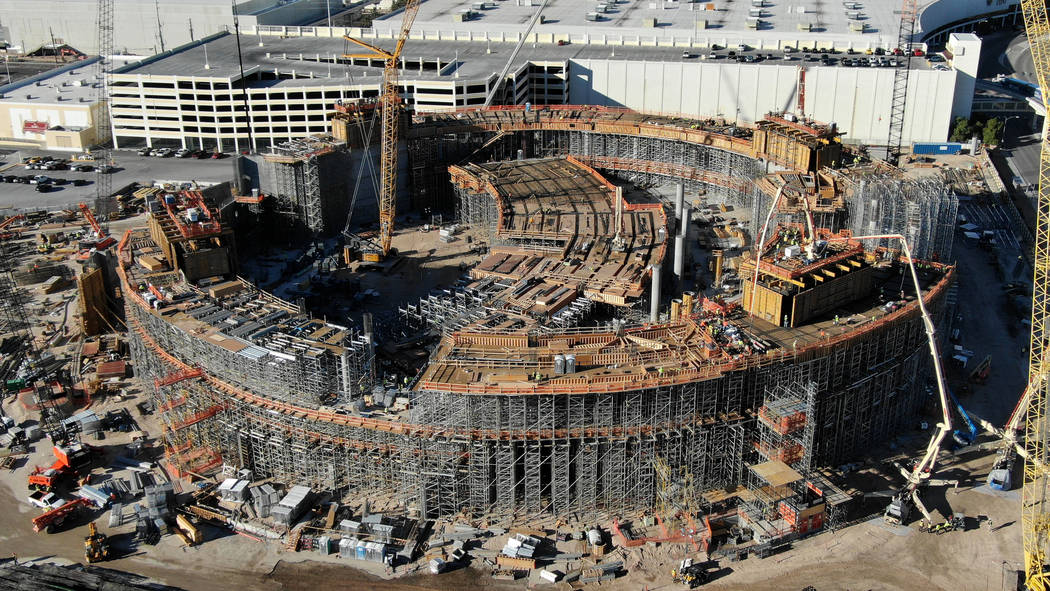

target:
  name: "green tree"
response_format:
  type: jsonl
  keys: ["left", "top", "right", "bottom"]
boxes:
{"left": 949, "top": 117, "right": 972, "bottom": 142}
{"left": 983, "top": 117, "right": 1004, "bottom": 145}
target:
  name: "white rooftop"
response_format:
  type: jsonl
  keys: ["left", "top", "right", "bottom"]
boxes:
{"left": 374, "top": 0, "right": 906, "bottom": 47}
{"left": 0, "top": 58, "right": 102, "bottom": 105}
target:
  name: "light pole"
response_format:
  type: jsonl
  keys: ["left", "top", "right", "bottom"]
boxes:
{"left": 1001, "top": 115, "right": 1022, "bottom": 147}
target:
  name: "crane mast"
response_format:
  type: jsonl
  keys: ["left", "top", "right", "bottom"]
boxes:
{"left": 344, "top": 0, "right": 422, "bottom": 258}
{"left": 1021, "top": 0, "right": 1050, "bottom": 587}
{"left": 94, "top": 0, "right": 114, "bottom": 214}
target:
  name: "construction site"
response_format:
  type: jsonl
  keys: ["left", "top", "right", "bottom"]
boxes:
{"left": 4, "top": 0, "right": 1050, "bottom": 589}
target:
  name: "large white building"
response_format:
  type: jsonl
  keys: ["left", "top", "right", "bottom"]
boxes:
{"left": 0, "top": 0, "right": 336, "bottom": 55}
{"left": 11, "top": 0, "right": 1006, "bottom": 152}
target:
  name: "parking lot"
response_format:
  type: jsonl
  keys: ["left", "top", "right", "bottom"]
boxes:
{"left": 678, "top": 45, "right": 943, "bottom": 69}
{"left": 0, "top": 149, "right": 238, "bottom": 212}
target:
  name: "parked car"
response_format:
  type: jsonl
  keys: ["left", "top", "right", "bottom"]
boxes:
{"left": 28, "top": 491, "right": 62, "bottom": 510}
{"left": 97, "top": 164, "right": 115, "bottom": 173}
{"left": 35, "top": 183, "right": 51, "bottom": 193}
{"left": 29, "top": 175, "right": 51, "bottom": 185}
{"left": 210, "top": 151, "right": 226, "bottom": 159}
{"left": 175, "top": 148, "right": 192, "bottom": 158}
{"left": 155, "top": 147, "right": 174, "bottom": 157}
{"left": 137, "top": 147, "right": 152, "bottom": 156}
{"left": 2, "top": 175, "right": 16, "bottom": 183}
{"left": 72, "top": 179, "right": 90, "bottom": 187}
{"left": 52, "top": 178, "right": 68, "bottom": 185}
{"left": 70, "top": 163, "right": 93, "bottom": 172}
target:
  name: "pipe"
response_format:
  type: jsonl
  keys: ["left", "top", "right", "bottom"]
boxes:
{"left": 670, "top": 299, "right": 682, "bottom": 322}
{"left": 649, "top": 264, "right": 662, "bottom": 323}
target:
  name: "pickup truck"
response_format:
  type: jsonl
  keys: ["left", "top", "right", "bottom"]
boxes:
{"left": 28, "top": 490, "right": 61, "bottom": 510}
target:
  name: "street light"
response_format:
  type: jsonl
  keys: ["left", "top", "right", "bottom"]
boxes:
{"left": 1001, "top": 115, "right": 1023, "bottom": 147}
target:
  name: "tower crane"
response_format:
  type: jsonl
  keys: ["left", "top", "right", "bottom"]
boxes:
{"left": 1018, "top": 0, "right": 1050, "bottom": 587}
{"left": 93, "top": 0, "right": 115, "bottom": 212}
{"left": 343, "top": 0, "right": 422, "bottom": 260}
{"left": 886, "top": 0, "right": 917, "bottom": 166}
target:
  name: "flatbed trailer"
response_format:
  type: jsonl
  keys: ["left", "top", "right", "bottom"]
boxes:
{"left": 33, "top": 498, "right": 91, "bottom": 533}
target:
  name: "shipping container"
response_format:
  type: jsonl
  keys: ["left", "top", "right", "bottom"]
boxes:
{"left": 911, "top": 142, "right": 964, "bottom": 155}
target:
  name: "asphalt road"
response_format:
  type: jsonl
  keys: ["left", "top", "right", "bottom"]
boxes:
{"left": 978, "top": 30, "right": 1035, "bottom": 82}
{"left": 977, "top": 30, "right": 1041, "bottom": 208}
{"left": 0, "top": 149, "right": 238, "bottom": 212}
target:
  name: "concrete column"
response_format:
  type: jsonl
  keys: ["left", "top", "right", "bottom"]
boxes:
{"left": 650, "top": 264, "right": 662, "bottom": 323}
{"left": 673, "top": 234, "right": 685, "bottom": 284}
{"left": 674, "top": 183, "right": 684, "bottom": 224}
{"left": 674, "top": 203, "right": 690, "bottom": 285}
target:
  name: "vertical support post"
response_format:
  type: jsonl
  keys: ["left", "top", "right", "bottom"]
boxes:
{"left": 675, "top": 183, "right": 684, "bottom": 223}
{"left": 650, "top": 263, "right": 662, "bottom": 323}
{"left": 713, "top": 249, "right": 724, "bottom": 287}
{"left": 674, "top": 235, "right": 685, "bottom": 285}
{"left": 674, "top": 203, "right": 690, "bottom": 287}
{"left": 615, "top": 186, "right": 624, "bottom": 240}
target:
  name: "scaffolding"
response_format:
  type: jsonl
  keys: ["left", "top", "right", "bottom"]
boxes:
{"left": 406, "top": 107, "right": 761, "bottom": 219}
{"left": 847, "top": 174, "right": 958, "bottom": 262}
{"left": 264, "top": 136, "right": 347, "bottom": 234}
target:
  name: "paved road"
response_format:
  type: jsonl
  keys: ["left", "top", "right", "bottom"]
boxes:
{"left": 0, "top": 149, "right": 238, "bottom": 212}
{"left": 978, "top": 30, "right": 1035, "bottom": 82}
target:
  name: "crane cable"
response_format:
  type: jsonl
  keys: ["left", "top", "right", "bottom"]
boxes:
{"left": 340, "top": 37, "right": 383, "bottom": 238}
{"left": 482, "top": 0, "right": 550, "bottom": 108}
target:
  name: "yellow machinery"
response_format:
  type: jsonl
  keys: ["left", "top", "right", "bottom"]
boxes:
{"left": 1021, "top": 1, "right": 1050, "bottom": 588}
{"left": 84, "top": 521, "right": 110, "bottom": 563}
{"left": 343, "top": 0, "right": 423, "bottom": 259}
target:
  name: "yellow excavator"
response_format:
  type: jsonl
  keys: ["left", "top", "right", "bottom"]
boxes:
{"left": 84, "top": 522, "right": 110, "bottom": 563}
